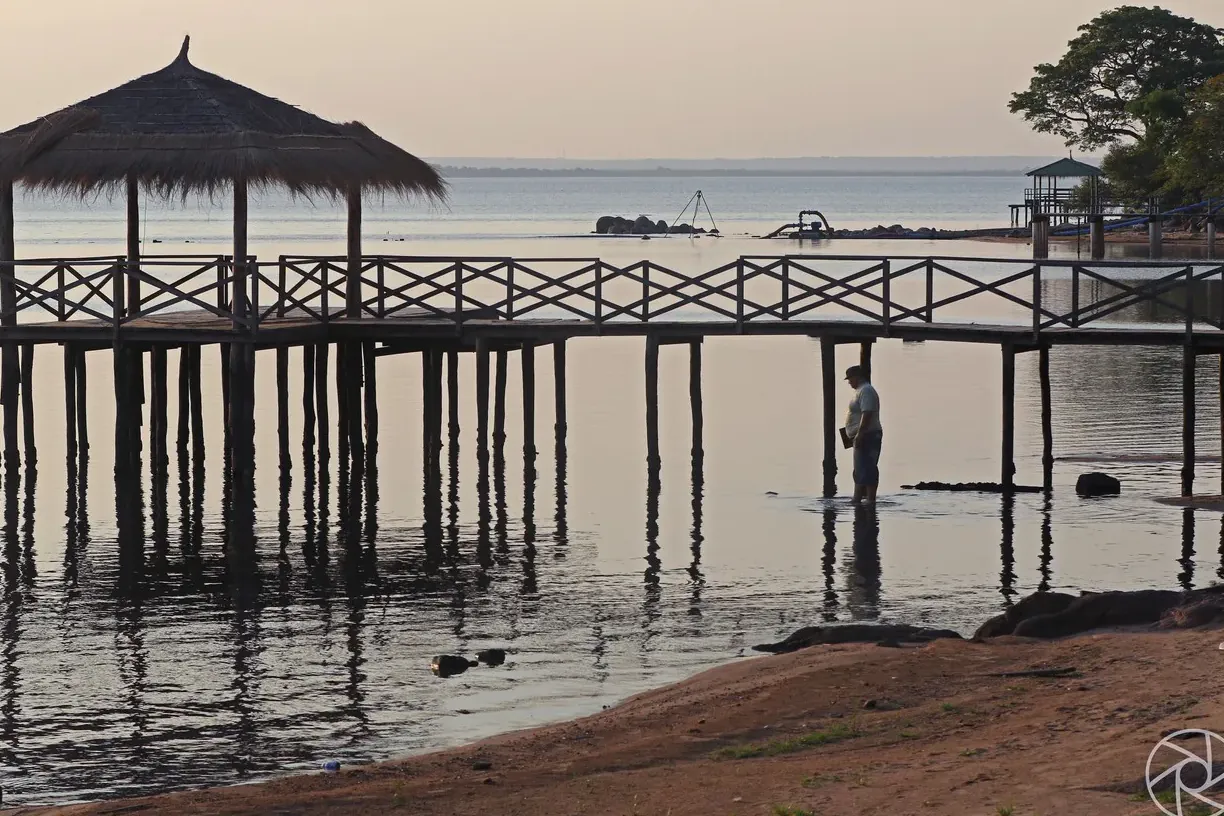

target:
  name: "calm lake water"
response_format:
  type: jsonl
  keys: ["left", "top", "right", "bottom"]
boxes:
{"left": 2, "top": 176, "right": 1222, "bottom": 805}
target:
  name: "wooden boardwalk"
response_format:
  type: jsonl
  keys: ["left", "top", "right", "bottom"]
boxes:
{"left": 0, "top": 251, "right": 1220, "bottom": 518}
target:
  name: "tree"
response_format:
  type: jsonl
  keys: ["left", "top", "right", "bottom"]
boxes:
{"left": 1163, "top": 75, "right": 1224, "bottom": 199}
{"left": 1009, "top": 6, "right": 1224, "bottom": 150}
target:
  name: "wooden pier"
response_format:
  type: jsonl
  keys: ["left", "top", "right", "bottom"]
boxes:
{"left": 0, "top": 251, "right": 1217, "bottom": 540}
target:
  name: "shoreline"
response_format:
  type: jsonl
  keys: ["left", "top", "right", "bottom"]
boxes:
{"left": 24, "top": 628, "right": 1220, "bottom": 815}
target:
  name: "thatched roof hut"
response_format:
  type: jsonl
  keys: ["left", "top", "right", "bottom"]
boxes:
{"left": 0, "top": 36, "right": 446, "bottom": 319}
{"left": 0, "top": 36, "right": 445, "bottom": 200}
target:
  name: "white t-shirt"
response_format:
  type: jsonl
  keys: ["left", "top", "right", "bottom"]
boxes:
{"left": 845, "top": 382, "right": 882, "bottom": 438}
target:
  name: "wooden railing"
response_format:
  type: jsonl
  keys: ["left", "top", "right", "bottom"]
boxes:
{"left": 0, "top": 254, "right": 1221, "bottom": 338}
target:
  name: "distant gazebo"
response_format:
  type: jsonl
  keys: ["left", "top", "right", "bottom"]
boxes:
{"left": 1022, "top": 157, "right": 1102, "bottom": 227}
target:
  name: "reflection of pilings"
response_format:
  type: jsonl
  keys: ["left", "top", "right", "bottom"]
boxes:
{"left": 688, "top": 438, "right": 705, "bottom": 616}
{"left": 150, "top": 348, "right": 169, "bottom": 570}
{"left": 20, "top": 456, "right": 36, "bottom": 589}
{"left": 644, "top": 450, "right": 662, "bottom": 624}
{"left": 522, "top": 435, "right": 538, "bottom": 600}
{"left": 1180, "top": 507, "right": 1196, "bottom": 590}
{"left": 64, "top": 428, "right": 80, "bottom": 588}
{"left": 1002, "top": 344, "right": 1016, "bottom": 490}
{"left": 1000, "top": 493, "right": 1016, "bottom": 603}
{"left": 821, "top": 506, "right": 839, "bottom": 622}
{"left": 1039, "top": 346, "right": 1053, "bottom": 493}
{"left": 1039, "top": 494, "right": 1053, "bottom": 593}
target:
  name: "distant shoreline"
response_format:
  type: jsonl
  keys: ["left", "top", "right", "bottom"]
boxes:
{"left": 438, "top": 167, "right": 1024, "bottom": 179}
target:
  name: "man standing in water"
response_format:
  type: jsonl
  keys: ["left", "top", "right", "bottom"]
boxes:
{"left": 844, "top": 365, "right": 882, "bottom": 505}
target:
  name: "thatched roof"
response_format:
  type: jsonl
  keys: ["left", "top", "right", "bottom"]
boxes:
{"left": 0, "top": 36, "right": 446, "bottom": 200}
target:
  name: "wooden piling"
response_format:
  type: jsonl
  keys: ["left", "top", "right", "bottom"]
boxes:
{"left": 150, "top": 347, "right": 168, "bottom": 478}
{"left": 177, "top": 347, "right": 190, "bottom": 461}
{"left": 1089, "top": 216, "right": 1106, "bottom": 260}
{"left": 428, "top": 349, "right": 443, "bottom": 472}
{"left": 1002, "top": 344, "right": 1016, "bottom": 490}
{"left": 219, "top": 343, "right": 231, "bottom": 453}
{"left": 446, "top": 349, "right": 459, "bottom": 442}
{"left": 522, "top": 343, "right": 535, "bottom": 457}
{"left": 0, "top": 184, "right": 16, "bottom": 473}
{"left": 188, "top": 346, "right": 204, "bottom": 467}
{"left": 76, "top": 348, "right": 88, "bottom": 454}
{"left": 337, "top": 345, "right": 351, "bottom": 468}
{"left": 1150, "top": 216, "right": 1164, "bottom": 261}
{"left": 690, "top": 340, "right": 703, "bottom": 457}
{"left": 1183, "top": 344, "right": 1196, "bottom": 497}
{"left": 19, "top": 344, "right": 34, "bottom": 466}
{"left": 363, "top": 341, "right": 379, "bottom": 455}
{"left": 1039, "top": 345, "right": 1054, "bottom": 493}
{"left": 859, "top": 341, "right": 872, "bottom": 382}
{"left": 553, "top": 340, "right": 567, "bottom": 444}
{"left": 646, "top": 336, "right": 660, "bottom": 466}
{"left": 493, "top": 349, "right": 508, "bottom": 450}
{"left": 316, "top": 343, "right": 330, "bottom": 466}
{"left": 64, "top": 345, "right": 78, "bottom": 461}
{"left": 476, "top": 341, "right": 490, "bottom": 460}
{"left": 347, "top": 345, "right": 364, "bottom": 465}
{"left": 820, "top": 338, "right": 837, "bottom": 498}
{"left": 276, "top": 347, "right": 290, "bottom": 468}
{"left": 422, "top": 349, "right": 436, "bottom": 475}
{"left": 1209, "top": 219, "right": 1218, "bottom": 260}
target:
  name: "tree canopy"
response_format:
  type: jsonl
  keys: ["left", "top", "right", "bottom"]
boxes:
{"left": 1163, "top": 76, "right": 1224, "bottom": 199}
{"left": 1009, "top": 6, "right": 1224, "bottom": 151}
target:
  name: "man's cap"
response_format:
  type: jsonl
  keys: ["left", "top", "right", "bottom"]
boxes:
{"left": 845, "top": 365, "right": 866, "bottom": 380}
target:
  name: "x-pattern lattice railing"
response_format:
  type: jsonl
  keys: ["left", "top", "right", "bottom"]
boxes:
{"left": 0, "top": 254, "right": 1221, "bottom": 337}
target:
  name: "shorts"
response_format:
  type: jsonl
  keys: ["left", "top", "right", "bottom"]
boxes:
{"left": 853, "top": 430, "right": 883, "bottom": 488}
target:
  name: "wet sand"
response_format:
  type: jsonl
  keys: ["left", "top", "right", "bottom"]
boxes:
{"left": 24, "top": 629, "right": 1223, "bottom": 816}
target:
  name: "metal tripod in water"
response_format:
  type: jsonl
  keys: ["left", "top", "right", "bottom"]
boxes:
{"left": 668, "top": 190, "right": 720, "bottom": 235}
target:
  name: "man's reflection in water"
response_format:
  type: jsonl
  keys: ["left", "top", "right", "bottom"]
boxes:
{"left": 846, "top": 505, "right": 881, "bottom": 620}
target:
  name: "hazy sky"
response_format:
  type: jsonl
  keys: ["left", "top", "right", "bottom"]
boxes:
{"left": 3, "top": 1, "right": 1222, "bottom": 159}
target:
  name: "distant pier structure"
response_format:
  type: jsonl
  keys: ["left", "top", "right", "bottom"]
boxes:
{"left": 1011, "top": 157, "right": 1104, "bottom": 231}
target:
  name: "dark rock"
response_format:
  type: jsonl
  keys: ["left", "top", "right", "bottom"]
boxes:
{"left": 1076, "top": 472, "right": 1120, "bottom": 497}
{"left": 431, "top": 655, "right": 478, "bottom": 678}
{"left": 876, "top": 639, "right": 903, "bottom": 648}
{"left": 862, "top": 699, "right": 878, "bottom": 709}
{"left": 609, "top": 223, "right": 629, "bottom": 235}
{"left": 656, "top": 219, "right": 670, "bottom": 233}
{"left": 1012, "top": 590, "right": 1181, "bottom": 638}
{"left": 477, "top": 648, "right": 507, "bottom": 667}
{"left": 632, "top": 215, "right": 655, "bottom": 235}
{"left": 670, "top": 223, "right": 695, "bottom": 234}
{"left": 973, "top": 591, "right": 1077, "bottom": 640}
{"left": 903, "top": 481, "right": 1043, "bottom": 494}
{"left": 1160, "top": 598, "right": 1224, "bottom": 629}
{"left": 472, "top": 760, "right": 493, "bottom": 771}
{"left": 595, "top": 215, "right": 618, "bottom": 234}
{"left": 752, "top": 624, "right": 962, "bottom": 654}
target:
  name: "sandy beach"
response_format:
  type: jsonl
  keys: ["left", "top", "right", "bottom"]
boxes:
{"left": 21, "top": 628, "right": 1221, "bottom": 816}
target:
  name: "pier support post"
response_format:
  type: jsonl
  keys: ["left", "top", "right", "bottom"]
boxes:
{"left": 1183, "top": 344, "right": 1196, "bottom": 497}
{"left": 1032, "top": 214, "right": 1049, "bottom": 260}
{"left": 522, "top": 343, "right": 536, "bottom": 458}
{"left": 0, "top": 184, "right": 16, "bottom": 473}
{"left": 1089, "top": 216, "right": 1106, "bottom": 260}
{"left": 316, "top": 343, "right": 330, "bottom": 468}
{"left": 1208, "top": 219, "right": 1218, "bottom": 260}
{"left": 690, "top": 340, "right": 703, "bottom": 459}
{"left": 65, "top": 345, "right": 78, "bottom": 462}
{"left": 188, "top": 346, "right": 203, "bottom": 468}
{"left": 276, "top": 347, "right": 290, "bottom": 469}
{"left": 302, "top": 344, "right": 316, "bottom": 460}
{"left": 177, "top": 347, "right": 190, "bottom": 463}
{"left": 19, "top": 344, "right": 34, "bottom": 467}
{"left": 646, "top": 337, "right": 660, "bottom": 467}
{"left": 336, "top": 345, "right": 350, "bottom": 469}
{"left": 859, "top": 341, "right": 873, "bottom": 382}
{"left": 422, "top": 349, "right": 439, "bottom": 479}
{"left": 446, "top": 349, "right": 459, "bottom": 444}
{"left": 553, "top": 341, "right": 567, "bottom": 446}
{"left": 363, "top": 341, "right": 378, "bottom": 456}
{"left": 76, "top": 348, "right": 89, "bottom": 455}
{"left": 1150, "top": 216, "right": 1164, "bottom": 261}
{"left": 150, "top": 346, "right": 168, "bottom": 480}
{"left": 820, "top": 338, "right": 838, "bottom": 498}
{"left": 1002, "top": 344, "right": 1016, "bottom": 491}
{"left": 1039, "top": 345, "right": 1053, "bottom": 493}
{"left": 493, "top": 349, "right": 508, "bottom": 452}
{"left": 428, "top": 349, "right": 443, "bottom": 474}
{"left": 476, "top": 340, "right": 490, "bottom": 462}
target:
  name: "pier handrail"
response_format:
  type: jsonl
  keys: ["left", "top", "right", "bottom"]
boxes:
{"left": 2, "top": 252, "right": 1223, "bottom": 337}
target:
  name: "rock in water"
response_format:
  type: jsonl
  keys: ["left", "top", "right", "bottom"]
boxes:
{"left": 431, "top": 655, "right": 477, "bottom": 678}
{"left": 595, "top": 215, "right": 617, "bottom": 234}
{"left": 752, "top": 624, "right": 962, "bottom": 654}
{"left": 655, "top": 219, "right": 669, "bottom": 233}
{"left": 1076, "top": 472, "right": 1120, "bottom": 497}
{"left": 632, "top": 215, "right": 656, "bottom": 235}
{"left": 477, "top": 648, "right": 507, "bottom": 667}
